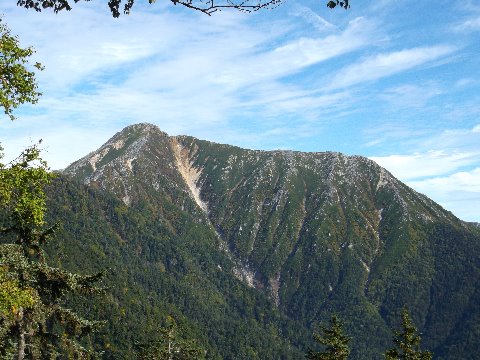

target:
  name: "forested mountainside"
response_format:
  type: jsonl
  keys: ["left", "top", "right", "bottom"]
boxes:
{"left": 45, "top": 177, "right": 306, "bottom": 359}
{"left": 49, "top": 123, "right": 479, "bottom": 359}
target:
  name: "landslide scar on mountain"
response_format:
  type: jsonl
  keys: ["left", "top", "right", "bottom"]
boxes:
{"left": 170, "top": 137, "right": 209, "bottom": 214}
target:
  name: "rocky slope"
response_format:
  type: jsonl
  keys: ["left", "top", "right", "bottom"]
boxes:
{"left": 61, "top": 123, "right": 480, "bottom": 359}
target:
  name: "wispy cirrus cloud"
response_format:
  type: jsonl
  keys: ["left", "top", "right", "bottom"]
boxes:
{"left": 380, "top": 83, "right": 443, "bottom": 109}
{"left": 453, "top": 16, "right": 480, "bottom": 32}
{"left": 291, "top": 5, "right": 337, "bottom": 32}
{"left": 409, "top": 168, "right": 480, "bottom": 195}
{"left": 209, "top": 16, "right": 379, "bottom": 89}
{"left": 455, "top": 78, "right": 477, "bottom": 88}
{"left": 421, "top": 123, "right": 480, "bottom": 151}
{"left": 370, "top": 123, "right": 480, "bottom": 179}
{"left": 329, "top": 45, "right": 457, "bottom": 89}
{"left": 2, "top": 11, "right": 381, "bottom": 163}
{"left": 0, "top": 8, "right": 354, "bottom": 159}
{"left": 4, "top": 8, "right": 189, "bottom": 93}
{"left": 408, "top": 168, "right": 480, "bottom": 222}
{"left": 371, "top": 150, "right": 479, "bottom": 181}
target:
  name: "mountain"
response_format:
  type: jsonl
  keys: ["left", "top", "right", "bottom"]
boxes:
{"left": 468, "top": 221, "right": 480, "bottom": 228}
{"left": 49, "top": 123, "right": 479, "bottom": 359}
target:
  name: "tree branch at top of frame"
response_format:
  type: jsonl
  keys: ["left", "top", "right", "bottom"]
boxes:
{"left": 17, "top": 0, "right": 350, "bottom": 17}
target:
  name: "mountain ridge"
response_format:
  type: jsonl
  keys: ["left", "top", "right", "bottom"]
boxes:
{"left": 64, "top": 123, "right": 459, "bottom": 224}
{"left": 63, "top": 123, "right": 468, "bottom": 300}
{"left": 58, "top": 122, "right": 480, "bottom": 359}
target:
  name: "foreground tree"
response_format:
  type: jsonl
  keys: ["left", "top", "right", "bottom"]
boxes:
{"left": 385, "top": 308, "right": 433, "bottom": 360}
{"left": 17, "top": 0, "right": 349, "bottom": 17}
{"left": 0, "top": 264, "right": 39, "bottom": 358}
{"left": 306, "top": 314, "right": 351, "bottom": 360}
{"left": 136, "top": 315, "right": 205, "bottom": 360}
{"left": 1, "top": 16, "right": 104, "bottom": 358}
{"left": 0, "top": 144, "right": 104, "bottom": 359}
{"left": 0, "top": 18, "right": 43, "bottom": 121}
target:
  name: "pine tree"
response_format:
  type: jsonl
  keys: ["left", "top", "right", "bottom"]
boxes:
{"left": 1, "top": 17, "right": 103, "bottom": 358}
{"left": 0, "top": 145, "right": 104, "bottom": 359}
{"left": 136, "top": 315, "right": 205, "bottom": 360}
{"left": 306, "top": 314, "right": 351, "bottom": 360}
{"left": 385, "top": 308, "right": 433, "bottom": 360}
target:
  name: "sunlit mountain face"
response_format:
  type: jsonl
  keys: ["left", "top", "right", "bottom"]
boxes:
{"left": 47, "top": 123, "right": 480, "bottom": 359}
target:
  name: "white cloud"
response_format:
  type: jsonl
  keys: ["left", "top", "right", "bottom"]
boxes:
{"left": 329, "top": 46, "right": 457, "bottom": 89}
{"left": 1, "top": 9, "right": 381, "bottom": 169}
{"left": 5, "top": 4, "right": 275, "bottom": 95}
{"left": 209, "top": 16, "right": 378, "bottom": 89}
{"left": 370, "top": 150, "right": 479, "bottom": 181}
{"left": 409, "top": 168, "right": 480, "bottom": 193}
{"left": 421, "top": 124, "right": 480, "bottom": 151}
{"left": 408, "top": 168, "right": 480, "bottom": 222}
{"left": 380, "top": 84, "right": 442, "bottom": 109}
{"left": 5, "top": 9, "right": 179, "bottom": 92}
{"left": 455, "top": 78, "right": 476, "bottom": 88}
{"left": 453, "top": 16, "right": 480, "bottom": 32}
{"left": 291, "top": 5, "right": 337, "bottom": 32}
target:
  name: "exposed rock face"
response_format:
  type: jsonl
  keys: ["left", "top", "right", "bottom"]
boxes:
{"left": 171, "top": 137, "right": 208, "bottom": 214}
{"left": 63, "top": 123, "right": 480, "bottom": 359}
{"left": 63, "top": 123, "right": 464, "bottom": 292}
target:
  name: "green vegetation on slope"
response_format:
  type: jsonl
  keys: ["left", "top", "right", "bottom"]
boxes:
{"left": 54, "top": 124, "right": 480, "bottom": 359}
{"left": 45, "top": 176, "right": 308, "bottom": 359}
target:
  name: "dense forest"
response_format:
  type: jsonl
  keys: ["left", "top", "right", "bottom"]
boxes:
{"left": 3, "top": 122, "right": 480, "bottom": 359}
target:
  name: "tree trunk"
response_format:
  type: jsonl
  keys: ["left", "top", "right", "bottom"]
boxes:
{"left": 17, "top": 307, "right": 25, "bottom": 360}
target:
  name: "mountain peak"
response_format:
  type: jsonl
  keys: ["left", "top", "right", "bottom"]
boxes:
{"left": 62, "top": 123, "right": 170, "bottom": 198}
{"left": 119, "top": 122, "right": 165, "bottom": 136}
{"left": 63, "top": 124, "right": 457, "bottom": 223}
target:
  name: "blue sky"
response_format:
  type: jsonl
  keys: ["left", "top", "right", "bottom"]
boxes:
{"left": 1, "top": 0, "right": 479, "bottom": 221}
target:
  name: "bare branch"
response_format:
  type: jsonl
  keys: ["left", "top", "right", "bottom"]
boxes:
{"left": 16, "top": 0, "right": 343, "bottom": 17}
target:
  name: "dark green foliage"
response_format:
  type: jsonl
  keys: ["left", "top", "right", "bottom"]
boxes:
{"left": 0, "top": 146, "right": 103, "bottom": 359}
{"left": 45, "top": 176, "right": 306, "bottom": 359}
{"left": 54, "top": 124, "right": 480, "bottom": 359}
{"left": 385, "top": 308, "right": 432, "bottom": 360}
{"left": 136, "top": 315, "right": 205, "bottom": 360}
{"left": 306, "top": 314, "right": 350, "bottom": 360}
{"left": 327, "top": 0, "right": 350, "bottom": 9}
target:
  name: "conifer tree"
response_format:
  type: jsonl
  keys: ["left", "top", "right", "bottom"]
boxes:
{"left": 306, "top": 314, "right": 351, "bottom": 360}
{"left": 385, "top": 308, "right": 433, "bottom": 360}
{"left": 1, "top": 17, "right": 103, "bottom": 358}
{"left": 136, "top": 315, "right": 205, "bottom": 360}
{"left": 0, "top": 145, "right": 104, "bottom": 359}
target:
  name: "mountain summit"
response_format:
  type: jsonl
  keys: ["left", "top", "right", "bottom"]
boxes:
{"left": 61, "top": 123, "right": 480, "bottom": 359}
